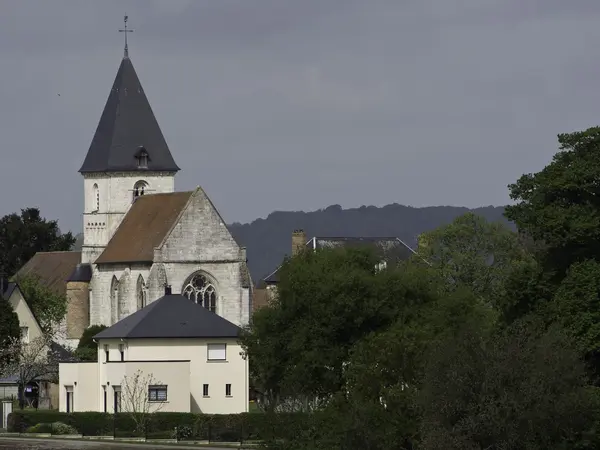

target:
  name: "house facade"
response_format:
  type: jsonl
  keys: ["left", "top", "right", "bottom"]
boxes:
{"left": 59, "top": 293, "right": 248, "bottom": 414}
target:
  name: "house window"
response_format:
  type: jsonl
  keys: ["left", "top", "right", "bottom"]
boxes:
{"left": 113, "top": 386, "right": 121, "bottom": 413}
{"left": 203, "top": 384, "right": 209, "bottom": 397}
{"left": 119, "top": 344, "right": 124, "bottom": 362}
{"left": 148, "top": 385, "right": 168, "bottom": 402}
{"left": 20, "top": 326, "right": 29, "bottom": 344}
{"left": 103, "top": 386, "right": 107, "bottom": 412}
{"left": 104, "top": 344, "right": 109, "bottom": 362}
{"left": 65, "top": 386, "right": 74, "bottom": 413}
{"left": 225, "top": 384, "right": 232, "bottom": 397}
{"left": 183, "top": 272, "right": 217, "bottom": 312}
{"left": 207, "top": 343, "right": 226, "bottom": 361}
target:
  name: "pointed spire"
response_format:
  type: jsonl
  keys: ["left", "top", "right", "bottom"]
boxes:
{"left": 119, "top": 15, "right": 134, "bottom": 59}
{"left": 79, "top": 52, "right": 179, "bottom": 174}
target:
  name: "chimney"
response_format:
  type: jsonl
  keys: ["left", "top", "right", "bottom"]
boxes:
{"left": 292, "top": 229, "right": 306, "bottom": 256}
{"left": 164, "top": 285, "right": 172, "bottom": 295}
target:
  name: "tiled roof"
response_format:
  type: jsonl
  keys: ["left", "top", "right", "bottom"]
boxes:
{"left": 15, "top": 251, "right": 81, "bottom": 296}
{"left": 263, "top": 236, "right": 419, "bottom": 284}
{"left": 94, "top": 294, "right": 241, "bottom": 339}
{"left": 79, "top": 56, "right": 179, "bottom": 173}
{"left": 95, "top": 191, "right": 193, "bottom": 264}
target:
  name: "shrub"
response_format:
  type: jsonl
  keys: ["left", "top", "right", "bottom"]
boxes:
{"left": 25, "top": 422, "right": 78, "bottom": 435}
{"left": 8, "top": 409, "right": 309, "bottom": 442}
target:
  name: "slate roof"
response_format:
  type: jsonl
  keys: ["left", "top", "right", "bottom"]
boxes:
{"left": 79, "top": 56, "right": 180, "bottom": 173}
{"left": 15, "top": 252, "right": 82, "bottom": 296}
{"left": 263, "top": 236, "right": 419, "bottom": 284}
{"left": 95, "top": 191, "right": 193, "bottom": 264}
{"left": 94, "top": 294, "right": 241, "bottom": 340}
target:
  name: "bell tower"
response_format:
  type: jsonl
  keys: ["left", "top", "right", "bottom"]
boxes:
{"left": 79, "top": 16, "right": 180, "bottom": 264}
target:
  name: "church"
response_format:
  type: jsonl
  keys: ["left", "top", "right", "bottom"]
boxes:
{"left": 16, "top": 41, "right": 252, "bottom": 348}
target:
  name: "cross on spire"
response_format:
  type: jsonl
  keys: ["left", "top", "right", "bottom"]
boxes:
{"left": 119, "top": 15, "right": 134, "bottom": 58}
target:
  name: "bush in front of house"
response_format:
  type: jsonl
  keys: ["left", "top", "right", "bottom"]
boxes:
{"left": 26, "top": 422, "right": 78, "bottom": 435}
{"left": 8, "top": 409, "right": 310, "bottom": 442}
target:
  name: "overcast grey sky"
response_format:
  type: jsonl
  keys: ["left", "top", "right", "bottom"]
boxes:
{"left": 1, "top": 0, "right": 599, "bottom": 233}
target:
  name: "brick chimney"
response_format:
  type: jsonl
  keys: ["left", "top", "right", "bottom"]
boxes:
{"left": 292, "top": 229, "right": 306, "bottom": 256}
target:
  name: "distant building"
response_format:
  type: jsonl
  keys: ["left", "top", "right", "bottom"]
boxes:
{"left": 253, "top": 230, "right": 420, "bottom": 313}
{"left": 59, "top": 292, "right": 248, "bottom": 414}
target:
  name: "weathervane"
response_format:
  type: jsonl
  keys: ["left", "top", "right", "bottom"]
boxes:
{"left": 119, "top": 15, "right": 134, "bottom": 58}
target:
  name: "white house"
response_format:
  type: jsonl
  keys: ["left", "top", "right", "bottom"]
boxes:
{"left": 58, "top": 292, "right": 249, "bottom": 414}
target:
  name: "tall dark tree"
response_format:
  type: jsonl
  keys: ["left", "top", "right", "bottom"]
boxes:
{"left": 0, "top": 296, "right": 20, "bottom": 368}
{"left": 0, "top": 208, "right": 75, "bottom": 276}
{"left": 418, "top": 316, "right": 598, "bottom": 450}
{"left": 505, "top": 126, "right": 600, "bottom": 278}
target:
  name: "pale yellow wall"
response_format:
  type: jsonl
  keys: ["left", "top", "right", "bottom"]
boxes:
{"left": 122, "top": 338, "right": 248, "bottom": 414}
{"left": 58, "top": 337, "right": 247, "bottom": 414}
{"left": 8, "top": 287, "right": 43, "bottom": 343}
{"left": 58, "top": 362, "right": 98, "bottom": 412}
{"left": 59, "top": 359, "right": 190, "bottom": 413}
{"left": 100, "top": 338, "right": 248, "bottom": 414}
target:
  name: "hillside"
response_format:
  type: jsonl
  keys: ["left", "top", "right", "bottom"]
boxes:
{"left": 228, "top": 204, "right": 510, "bottom": 283}
{"left": 73, "top": 204, "right": 510, "bottom": 284}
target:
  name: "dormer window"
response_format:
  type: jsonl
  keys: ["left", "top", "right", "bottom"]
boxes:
{"left": 134, "top": 147, "right": 149, "bottom": 169}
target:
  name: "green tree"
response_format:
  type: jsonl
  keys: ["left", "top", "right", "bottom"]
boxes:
{"left": 74, "top": 324, "right": 107, "bottom": 361}
{"left": 505, "top": 126, "right": 600, "bottom": 277}
{"left": 551, "top": 259, "right": 600, "bottom": 380}
{"left": 416, "top": 212, "right": 533, "bottom": 306}
{"left": 242, "top": 246, "right": 411, "bottom": 410}
{"left": 0, "top": 207, "right": 75, "bottom": 277}
{"left": 417, "top": 316, "right": 597, "bottom": 450}
{"left": 14, "top": 275, "right": 67, "bottom": 334}
{"left": 0, "top": 295, "right": 20, "bottom": 369}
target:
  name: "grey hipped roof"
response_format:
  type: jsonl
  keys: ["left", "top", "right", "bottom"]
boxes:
{"left": 79, "top": 56, "right": 180, "bottom": 173}
{"left": 94, "top": 294, "right": 241, "bottom": 340}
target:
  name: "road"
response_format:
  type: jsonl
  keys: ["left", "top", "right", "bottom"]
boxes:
{"left": 0, "top": 436, "right": 248, "bottom": 449}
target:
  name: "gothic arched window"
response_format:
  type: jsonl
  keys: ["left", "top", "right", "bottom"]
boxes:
{"left": 136, "top": 275, "right": 146, "bottom": 310}
{"left": 93, "top": 184, "right": 99, "bottom": 212}
{"left": 182, "top": 272, "right": 217, "bottom": 313}
{"left": 132, "top": 180, "right": 148, "bottom": 200}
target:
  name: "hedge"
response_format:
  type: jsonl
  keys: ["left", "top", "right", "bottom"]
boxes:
{"left": 7, "top": 410, "right": 313, "bottom": 442}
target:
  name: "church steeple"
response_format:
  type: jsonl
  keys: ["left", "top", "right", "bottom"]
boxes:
{"left": 79, "top": 18, "right": 179, "bottom": 174}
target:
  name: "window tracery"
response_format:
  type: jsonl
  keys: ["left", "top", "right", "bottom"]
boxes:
{"left": 182, "top": 272, "right": 217, "bottom": 313}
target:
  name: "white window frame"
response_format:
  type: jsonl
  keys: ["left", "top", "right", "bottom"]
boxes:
{"left": 207, "top": 343, "right": 226, "bottom": 361}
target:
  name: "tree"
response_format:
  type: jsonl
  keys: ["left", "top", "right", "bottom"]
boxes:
{"left": 505, "top": 126, "right": 600, "bottom": 277}
{"left": 121, "top": 369, "right": 166, "bottom": 433}
{"left": 550, "top": 259, "right": 600, "bottom": 381}
{"left": 242, "top": 246, "right": 408, "bottom": 410}
{"left": 13, "top": 275, "right": 67, "bottom": 335}
{"left": 417, "top": 316, "right": 598, "bottom": 450}
{"left": 416, "top": 212, "right": 534, "bottom": 308}
{"left": 74, "top": 325, "right": 107, "bottom": 361}
{"left": 0, "top": 296, "right": 20, "bottom": 368}
{"left": 0, "top": 207, "right": 75, "bottom": 277}
{"left": 0, "top": 335, "right": 62, "bottom": 409}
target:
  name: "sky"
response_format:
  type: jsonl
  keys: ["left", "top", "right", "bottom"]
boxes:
{"left": 1, "top": 0, "right": 600, "bottom": 234}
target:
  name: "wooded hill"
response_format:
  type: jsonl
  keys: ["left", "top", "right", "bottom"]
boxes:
{"left": 73, "top": 203, "right": 510, "bottom": 283}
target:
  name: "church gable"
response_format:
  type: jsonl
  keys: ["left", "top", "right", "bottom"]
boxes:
{"left": 158, "top": 187, "right": 241, "bottom": 262}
